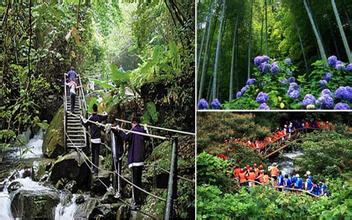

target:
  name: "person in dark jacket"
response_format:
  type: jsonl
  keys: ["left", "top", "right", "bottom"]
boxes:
{"left": 81, "top": 104, "right": 108, "bottom": 176}
{"left": 111, "top": 120, "right": 125, "bottom": 198}
{"left": 119, "top": 117, "right": 148, "bottom": 209}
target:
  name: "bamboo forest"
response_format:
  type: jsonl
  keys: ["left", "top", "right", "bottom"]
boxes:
{"left": 197, "top": 0, "right": 352, "bottom": 110}
{"left": 0, "top": 1, "right": 195, "bottom": 219}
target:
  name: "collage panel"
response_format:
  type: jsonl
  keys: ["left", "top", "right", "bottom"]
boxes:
{"left": 197, "top": 0, "right": 352, "bottom": 110}
{"left": 1, "top": 1, "right": 195, "bottom": 219}
{"left": 197, "top": 112, "right": 352, "bottom": 218}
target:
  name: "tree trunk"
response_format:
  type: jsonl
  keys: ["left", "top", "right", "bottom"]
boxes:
{"left": 247, "top": 0, "right": 253, "bottom": 79}
{"left": 198, "top": 0, "right": 216, "bottom": 100}
{"left": 265, "top": 0, "right": 268, "bottom": 54}
{"left": 295, "top": 21, "right": 309, "bottom": 73}
{"left": 229, "top": 14, "right": 239, "bottom": 101}
{"left": 211, "top": 0, "right": 226, "bottom": 101}
{"left": 303, "top": 0, "right": 327, "bottom": 63}
{"left": 331, "top": 0, "right": 352, "bottom": 63}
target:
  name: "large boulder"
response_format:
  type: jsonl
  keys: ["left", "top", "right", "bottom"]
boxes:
{"left": 10, "top": 188, "right": 60, "bottom": 219}
{"left": 49, "top": 151, "right": 91, "bottom": 190}
{"left": 42, "top": 106, "right": 65, "bottom": 158}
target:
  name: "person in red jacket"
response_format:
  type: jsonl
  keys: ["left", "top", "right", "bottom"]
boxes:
{"left": 247, "top": 168, "right": 256, "bottom": 187}
{"left": 239, "top": 169, "right": 247, "bottom": 186}
{"left": 233, "top": 166, "right": 241, "bottom": 179}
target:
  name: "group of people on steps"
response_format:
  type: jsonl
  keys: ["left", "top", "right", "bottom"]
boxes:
{"left": 65, "top": 67, "right": 146, "bottom": 210}
{"left": 232, "top": 162, "right": 329, "bottom": 197}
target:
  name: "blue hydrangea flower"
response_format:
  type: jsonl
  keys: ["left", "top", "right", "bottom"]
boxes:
{"left": 256, "top": 92, "right": 269, "bottom": 104}
{"left": 319, "top": 95, "right": 334, "bottom": 109}
{"left": 334, "top": 102, "right": 350, "bottom": 110}
{"left": 347, "top": 64, "right": 352, "bottom": 72}
{"left": 323, "top": 72, "right": 332, "bottom": 82}
{"left": 271, "top": 62, "right": 280, "bottom": 74}
{"left": 258, "top": 103, "right": 270, "bottom": 110}
{"left": 301, "top": 94, "right": 316, "bottom": 106}
{"left": 254, "top": 56, "right": 263, "bottom": 66}
{"left": 198, "top": 99, "right": 209, "bottom": 109}
{"left": 319, "top": 79, "right": 327, "bottom": 88}
{"left": 261, "top": 55, "right": 270, "bottom": 63}
{"left": 246, "top": 78, "right": 256, "bottom": 86}
{"left": 240, "top": 85, "right": 250, "bottom": 94}
{"left": 288, "top": 83, "right": 300, "bottom": 99}
{"left": 335, "top": 86, "right": 352, "bottom": 101}
{"left": 259, "top": 62, "right": 271, "bottom": 73}
{"left": 280, "top": 78, "right": 288, "bottom": 84}
{"left": 288, "top": 77, "right": 295, "bottom": 83}
{"left": 211, "top": 99, "right": 221, "bottom": 109}
{"left": 335, "top": 61, "right": 345, "bottom": 70}
{"left": 328, "top": 55, "right": 337, "bottom": 67}
{"left": 236, "top": 91, "right": 242, "bottom": 98}
{"left": 321, "top": 89, "right": 332, "bottom": 96}
{"left": 284, "top": 58, "right": 292, "bottom": 66}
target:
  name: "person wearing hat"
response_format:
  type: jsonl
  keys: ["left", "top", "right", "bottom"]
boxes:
{"left": 239, "top": 169, "right": 247, "bottom": 186}
{"left": 305, "top": 175, "right": 313, "bottom": 192}
{"left": 253, "top": 163, "right": 259, "bottom": 178}
{"left": 269, "top": 163, "right": 280, "bottom": 185}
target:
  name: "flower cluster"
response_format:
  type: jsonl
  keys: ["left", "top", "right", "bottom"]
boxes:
{"left": 198, "top": 99, "right": 209, "bottom": 110}
{"left": 301, "top": 94, "right": 316, "bottom": 107}
{"left": 211, "top": 99, "right": 221, "bottom": 109}
{"left": 335, "top": 86, "right": 352, "bottom": 102}
{"left": 328, "top": 55, "right": 352, "bottom": 71}
{"left": 287, "top": 82, "right": 300, "bottom": 99}
{"left": 256, "top": 92, "right": 270, "bottom": 110}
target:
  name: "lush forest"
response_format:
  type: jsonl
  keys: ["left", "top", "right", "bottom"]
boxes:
{"left": 0, "top": 0, "right": 194, "bottom": 219}
{"left": 197, "top": 113, "right": 352, "bottom": 218}
{"left": 197, "top": 0, "right": 352, "bottom": 110}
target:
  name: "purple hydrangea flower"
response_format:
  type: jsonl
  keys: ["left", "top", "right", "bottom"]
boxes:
{"left": 301, "top": 94, "right": 316, "bottom": 106}
{"left": 321, "top": 89, "right": 332, "bottom": 96}
{"left": 261, "top": 55, "right": 270, "bottom": 63}
{"left": 334, "top": 102, "right": 350, "bottom": 110}
{"left": 288, "top": 77, "right": 295, "bottom": 83}
{"left": 271, "top": 62, "right": 280, "bottom": 74}
{"left": 240, "top": 85, "right": 250, "bottom": 94}
{"left": 258, "top": 103, "right": 270, "bottom": 110}
{"left": 323, "top": 72, "right": 332, "bottom": 82}
{"left": 280, "top": 78, "right": 288, "bottom": 84}
{"left": 335, "top": 86, "right": 352, "bottom": 101}
{"left": 256, "top": 92, "right": 269, "bottom": 104}
{"left": 259, "top": 62, "right": 271, "bottom": 73}
{"left": 288, "top": 83, "right": 300, "bottom": 99}
{"left": 319, "top": 79, "right": 328, "bottom": 88}
{"left": 284, "top": 58, "right": 292, "bottom": 66}
{"left": 236, "top": 91, "right": 242, "bottom": 98}
{"left": 254, "top": 56, "right": 263, "bottom": 66}
{"left": 198, "top": 99, "right": 209, "bottom": 109}
{"left": 328, "top": 55, "right": 337, "bottom": 67}
{"left": 335, "top": 61, "right": 345, "bottom": 70}
{"left": 347, "top": 64, "right": 352, "bottom": 72}
{"left": 211, "top": 99, "right": 221, "bottom": 109}
{"left": 246, "top": 78, "right": 256, "bottom": 86}
{"left": 319, "top": 95, "right": 334, "bottom": 109}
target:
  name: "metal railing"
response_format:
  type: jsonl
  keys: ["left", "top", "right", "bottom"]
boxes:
{"left": 63, "top": 73, "right": 67, "bottom": 152}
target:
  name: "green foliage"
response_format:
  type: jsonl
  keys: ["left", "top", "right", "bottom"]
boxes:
{"left": 142, "top": 102, "right": 158, "bottom": 124}
{"left": 296, "top": 131, "right": 352, "bottom": 179}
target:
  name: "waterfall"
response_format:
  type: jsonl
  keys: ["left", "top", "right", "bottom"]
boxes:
{"left": 20, "top": 130, "right": 44, "bottom": 159}
{"left": 55, "top": 195, "right": 77, "bottom": 220}
{"left": 278, "top": 150, "right": 304, "bottom": 176}
{"left": 0, "top": 191, "right": 13, "bottom": 220}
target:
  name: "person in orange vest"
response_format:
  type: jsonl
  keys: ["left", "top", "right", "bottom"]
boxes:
{"left": 239, "top": 169, "right": 247, "bottom": 186}
{"left": 323, "top": 121, "right": 330, "bottom": 130}
{"left": 269, "top": 162, "right": 280, "bottom": 185}
{"left": 262, "top": 171, "right": 270, "bottom": 185}
{"left": 233, "top": 165, "right": 241, "bottom": 179}
{"left": 253, "top": 163, "right": 259, "bottom": 178}
{"left": 247, "top": 168, "right": 256, "bottom": 187}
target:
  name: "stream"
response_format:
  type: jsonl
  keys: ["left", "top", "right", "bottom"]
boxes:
{"left": 276, "top": 149, "right": 304, "bottom": 176}
{"left": 0, "top": 131, "right": 80, "bottom": 220}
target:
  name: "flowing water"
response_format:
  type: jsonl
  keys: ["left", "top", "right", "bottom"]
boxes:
{"left": 278, "top": 150, "right": 304, "bottom": 176}
{"left": 19, "top": 130, "right": 44, "bottom": 159}
{"left": 55, "top": 194, "right": 78, "bottom": 220}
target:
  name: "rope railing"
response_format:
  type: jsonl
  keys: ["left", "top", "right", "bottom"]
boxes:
{"left": 67, "top": 111, "right": 169, "bottom": 141}
{"left": 114, "top": 118, "right": 195, "bottom": 136}
{"left": 65, "top": 133, "right": 167, "bottom": 202}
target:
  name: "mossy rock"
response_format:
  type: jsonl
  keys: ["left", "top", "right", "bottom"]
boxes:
{"left": 42, "top": 105, "right": 64, "bottom": 158}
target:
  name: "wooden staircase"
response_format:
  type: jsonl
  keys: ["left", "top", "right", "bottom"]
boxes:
{"left": 64, "top": 74, "right": 87, "bottom": 150}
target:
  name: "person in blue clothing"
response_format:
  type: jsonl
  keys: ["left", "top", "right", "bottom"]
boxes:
{"left": 277, "top": 172, "right": 284, "bottom": 190}
{"left": 291, "top": 173, "right": 297, "bottom": 187}
{"left": 294, "top": 174, "right": 303, "bottom": 189}
{"left": 284, "top": 174, "right": 292, "bottom": 189}
{"left": 320, "top": 181, "right": 328, "bottom": 196}
{"left": 312, "top": 183, "right": 320, "bottom": 196}
{"left": 305, "top": 176, "right": 313, "bottom": 193}
{"left": 66, "top": 66, "right": 78, "bottom": 82}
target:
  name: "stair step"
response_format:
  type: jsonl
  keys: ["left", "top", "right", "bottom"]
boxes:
{"left": 67, "top": 144, "right": 86, "bottom": 148}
